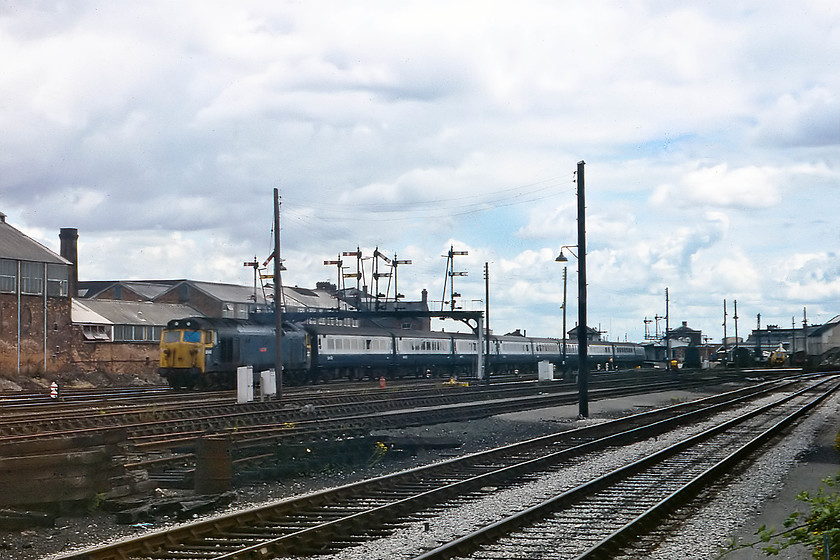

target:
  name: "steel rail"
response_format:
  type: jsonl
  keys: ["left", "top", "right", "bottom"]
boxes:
{"left": 573, "top": 378, "right": 837, "bottom": 559}
{"left": 410, "top": 376, "right": 839, "bottom": 560}
{"left": 52, "top": 377, "right": 815, "bottom": 560}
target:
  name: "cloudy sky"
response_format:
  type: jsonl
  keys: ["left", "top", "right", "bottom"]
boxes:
{"left": 2, "top": 1, "right": 838, "bottom": 343}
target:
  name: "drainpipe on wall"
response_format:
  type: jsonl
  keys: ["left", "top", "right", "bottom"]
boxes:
{"left": 17, "top": 261, "right": 20, "bottom": 375}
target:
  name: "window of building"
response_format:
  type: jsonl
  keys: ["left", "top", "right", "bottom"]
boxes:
{"left": 83, "top": 325, "right": 112, "bottom": 341}
{"left": 0, "top": 259, "right": 16, "bottom": 293}
{"left": 113, "top": 324, "right": 158, "bottom": 342}
{"left": 46, "top": 263, "right": 69, "bottom": 297}
{"left": 20, "top": 261, "right": 44, "bottom": 295}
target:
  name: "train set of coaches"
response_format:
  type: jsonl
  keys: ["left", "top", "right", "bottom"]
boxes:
{"left": 158, "top": 316, "right": 646, "bottom": 389}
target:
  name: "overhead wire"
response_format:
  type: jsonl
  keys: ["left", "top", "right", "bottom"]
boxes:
{"left": 289, "top": 175, "right": 575, "bottom": 224}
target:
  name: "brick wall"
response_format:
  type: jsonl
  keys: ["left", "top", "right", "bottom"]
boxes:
{"left": 67, "top": 339, "right": 159, "bottom": 377}
{"left": 0, "top": 293, "right": 159, "bottom": 380}
{"left": 0, "top": 293, "right": 74, "bottom": 375}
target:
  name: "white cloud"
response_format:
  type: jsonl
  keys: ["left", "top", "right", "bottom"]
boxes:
{"left": 2, "top": 1, "right": 838, "bottom": 343}
{"left": 752, "top": 87, "right": 840, "bottom": 148}
{"left": 650, "top": 163, "right": 782, "bottom": 209}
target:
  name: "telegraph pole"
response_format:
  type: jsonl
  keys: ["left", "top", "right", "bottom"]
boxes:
{"left": 722, "top": 300, "right": 728, "bottom": 368}
{"left": 665, "top": 288, "right": 670, "bottom": 371}
{"left": 484, "top": 262, "right": 491, "bottom": 385}
{"left": 733, "top": 300, "right": 739, "bottom": 368}
{"left": 576, "top": 160, "right": 588, "bottom": 418}
{"left": 273, "top": 188, "right": 283, "bottom": 399}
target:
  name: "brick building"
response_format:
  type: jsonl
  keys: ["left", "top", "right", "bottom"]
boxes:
{"left": 0, "top": 213, "right": 73, "bottom": 375}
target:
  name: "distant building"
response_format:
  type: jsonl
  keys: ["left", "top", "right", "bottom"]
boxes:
{"left": 566, "top": 325, "right": 602, "bottom": 343}
{"left": 805, "top": 317, "right": 840, "bottom": 358}
{"left": 0, "top": 214, "right": 73, "bottom": 375}
{"left": 744, "top": 323, "right": 828, "bottom": 360}
{"left": 70, "top": 299, "right": 200, "bottom": 375}
{"left": 667, "top": 321, "right": 702, "bottom": 347}
{"left": 744, "top": 324, "right": 799, "bottom": 356}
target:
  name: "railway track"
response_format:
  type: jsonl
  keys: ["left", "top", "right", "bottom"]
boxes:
{"left": 0, "top": 369, "right": 807, "bottom": 494}
{"left": 52, "top": 374, "right": 837, "bottom": 560}
{"left": 0, "top": 369, "right": 789, "bottom": 438}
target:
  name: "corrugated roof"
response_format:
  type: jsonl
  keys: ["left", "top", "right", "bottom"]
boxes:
{"left": 73, "top": 299, "right": 200, "bottom": 326}
{"left": 72, "top": 300, "right": 112, "bottom": 324}
{"left": 808, "top": 320, "right": 840, "bottom": 338}
{"left": 121, "top": 281, "right": 176, "bottom": 300}
{"left": 77, "top": 280, "right": 181, "bottom": 299}
{"left": 0, "top": 220, "right": 69, "bottom": 264}
{"left": 181, "top": 280, "right": 269, "bottom": 304}
{"left": 284, "top": 285, "right": 340, "bottom": 309}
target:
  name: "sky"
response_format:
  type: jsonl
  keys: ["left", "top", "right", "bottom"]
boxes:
{"left": 1, "top": 1, "right": 839, "bottom": 343}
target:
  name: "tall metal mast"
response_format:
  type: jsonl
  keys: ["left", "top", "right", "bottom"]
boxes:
{"left": 441, "top": 246, "right": 468, "bottom": 311}
{"left": 273, "top": 188, "right": 283, "bottom": 399}
{"left": 575, "top": 160, "right": 588, "bottom": 418}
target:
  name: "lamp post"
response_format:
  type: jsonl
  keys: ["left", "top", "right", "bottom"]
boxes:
{"left": 561, "top": 265, "right": 567, "bottom": 372}
{"left": 555, "top": 159, "right": 588, "bottom": 418}
{"left": 555, "top": 251, "right": 570, "bottom": 374}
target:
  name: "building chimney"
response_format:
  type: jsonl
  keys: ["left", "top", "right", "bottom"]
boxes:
{"left": 59, "top": 228, "right": 79, "bottom": 297}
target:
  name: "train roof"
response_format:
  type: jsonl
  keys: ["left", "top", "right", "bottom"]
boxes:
{"left": 304, "top": 324, "right": 471, "bottom": 340}
{"left": 165, "top": 316, "right": 304, "bottom": 333}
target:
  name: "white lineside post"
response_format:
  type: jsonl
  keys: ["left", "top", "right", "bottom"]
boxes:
{"left": 237, "top": 365, "right": 254, "bottom": 404}
{"left": 261, "top": 369, "right": 276, "bottom": 401}
{"left": 538, "top": 361, "right": 553, "bottom": 381}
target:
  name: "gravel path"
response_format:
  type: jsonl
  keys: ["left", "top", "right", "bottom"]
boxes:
{"left": 3, "top": 384, "right": 837, "bottom": 560}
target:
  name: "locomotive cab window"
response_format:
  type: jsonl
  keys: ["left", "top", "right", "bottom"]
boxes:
{"left": 163, "top": 330, "right": 181, "bottom": 343}
{"left": 183, "top": 330, "right": 203, "bottom": 343}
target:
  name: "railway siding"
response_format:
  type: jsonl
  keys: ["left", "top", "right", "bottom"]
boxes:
{"left": 46, "top": 375, "right": 836, "bottom": 559}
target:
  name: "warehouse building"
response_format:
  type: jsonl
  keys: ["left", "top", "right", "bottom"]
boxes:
{"left": 0, "top": 213, "right": 73, "bottom": 375}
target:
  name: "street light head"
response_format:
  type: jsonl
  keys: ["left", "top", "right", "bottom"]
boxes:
{"left": 555, "top": 251, "right": 568, "bottom": 262}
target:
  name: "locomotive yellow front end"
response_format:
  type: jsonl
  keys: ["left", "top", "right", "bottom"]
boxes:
{"left": 159, "top": 318, "right": 214, "bottom": 389}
